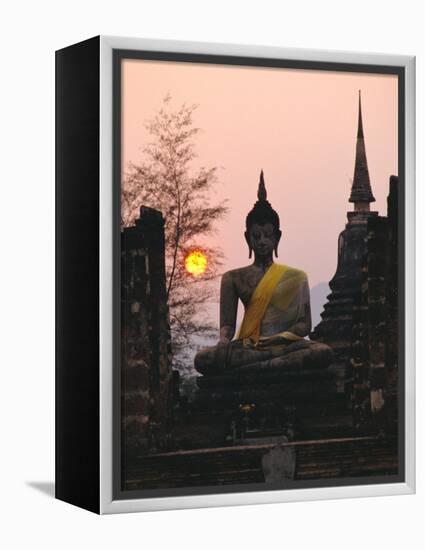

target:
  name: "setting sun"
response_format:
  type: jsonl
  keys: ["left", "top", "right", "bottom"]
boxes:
{"left": 185, "top": 250, "right": 208, "bottom": 277}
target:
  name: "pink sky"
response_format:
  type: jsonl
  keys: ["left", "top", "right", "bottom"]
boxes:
{"left": 121, "top": 58, "right": 398, "bottom": 327}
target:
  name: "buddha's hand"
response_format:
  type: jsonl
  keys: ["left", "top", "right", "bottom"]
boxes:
{"left": 257, "top": 335, "right": 290, "bottom": 348}
{"left": 217, "top": 336, "right": 231, "bottom": 347}
{"left": 218, "top": 326, "right": 234, "bottom": 346}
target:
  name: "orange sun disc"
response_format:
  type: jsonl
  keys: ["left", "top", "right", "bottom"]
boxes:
{"left": 185, "top": 251, "right": 208, "bottom": 277}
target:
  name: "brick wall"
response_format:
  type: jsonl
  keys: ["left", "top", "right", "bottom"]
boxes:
{"left": 121, "top": 207, "right": 173, "bottom": 478}
{"left": 351, "top": 176, "right": 398, "bottom": 433}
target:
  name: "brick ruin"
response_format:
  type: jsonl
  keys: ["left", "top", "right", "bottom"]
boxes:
{"left": 120, "top": 95, "right": 401, "bottom": 489}
{"left": 311, "top": 91, "right": 379, "bottom": 395}
{"left": 311, "top": 93, "right": 400, "bottom": 436}
{"left": 351, "top": 176, "right": 399, "bottom": 433}
{"left": 121, "top": 206, "right": 173, "bottom": 482}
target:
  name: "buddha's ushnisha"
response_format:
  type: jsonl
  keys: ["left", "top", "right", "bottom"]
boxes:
{"left": 195, "top": 171, "right": 332, "bottom": 375}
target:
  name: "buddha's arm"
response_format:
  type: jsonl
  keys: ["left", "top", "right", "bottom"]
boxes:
{"left": 219, "top": 272, "right": 238, "bottom": 343}
{"left": 286, "top": 278, "right": 312, "bottom": 337}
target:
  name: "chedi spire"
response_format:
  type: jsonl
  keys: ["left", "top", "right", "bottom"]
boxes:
{"left": 349, "top": 91, "right": 376, "bottom": 209}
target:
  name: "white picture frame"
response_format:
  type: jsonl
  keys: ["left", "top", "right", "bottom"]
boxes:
{"left": 56, "top": 35, "right": 415, "bottom": 514}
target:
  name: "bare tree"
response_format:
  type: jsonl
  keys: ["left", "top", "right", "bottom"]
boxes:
{"left": 122, "top": 95, "right": 228, "bottom": 372}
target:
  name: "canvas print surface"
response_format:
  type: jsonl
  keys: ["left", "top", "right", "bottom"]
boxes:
{"left": 117, "top": 53, "right": 402, "bottom": 496}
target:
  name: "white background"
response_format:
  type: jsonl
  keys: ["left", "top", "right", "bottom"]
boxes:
{"left": 1, "top": 1, "right": 423, "bottom": 548}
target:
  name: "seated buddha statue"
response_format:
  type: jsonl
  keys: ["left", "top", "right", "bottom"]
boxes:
{"left": 194, "top": 171, "right": 333, "bottom": 377}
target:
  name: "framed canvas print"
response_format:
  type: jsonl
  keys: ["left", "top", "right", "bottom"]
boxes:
{"left": 55, "top": 36, "right": 415, "bottom": 514}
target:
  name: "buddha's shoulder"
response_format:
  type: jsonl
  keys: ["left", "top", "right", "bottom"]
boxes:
{"left": 222, "top": 264, "right": 308, "bottom": 281}
{"left": 279, "top": 264, "right": 308, "bottom": 280}
{"left": 221, "top": 265, "right": 254, "bottom": 282}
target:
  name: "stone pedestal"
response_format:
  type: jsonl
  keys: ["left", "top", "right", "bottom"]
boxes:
{"left": 188, "top": 341, "right": 344, "bottom": 445}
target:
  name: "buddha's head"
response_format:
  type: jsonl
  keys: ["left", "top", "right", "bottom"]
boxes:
{"left": 245, "top": 171, "right": 282, "bottom": 260}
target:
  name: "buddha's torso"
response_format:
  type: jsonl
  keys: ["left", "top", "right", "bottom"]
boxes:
{"left": 223, "top": 263, "right": 308, "bottom": 338}
{"left": 225, "top": 264, "right": 269, "bottom": 307}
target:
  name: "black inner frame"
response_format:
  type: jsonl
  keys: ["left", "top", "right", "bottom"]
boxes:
{"left": 112, "top": 48, "right": 406, "bottom": 501}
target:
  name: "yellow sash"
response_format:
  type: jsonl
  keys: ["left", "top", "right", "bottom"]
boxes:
{"left": 237, "top": 263, "right": 306, "bottom": 344}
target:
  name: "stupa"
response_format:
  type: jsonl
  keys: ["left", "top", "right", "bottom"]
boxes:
{"left": 311, "top": 91, "right": 379, "bottom": 392}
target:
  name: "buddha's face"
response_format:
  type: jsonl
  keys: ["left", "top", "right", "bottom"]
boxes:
{"left": 246, "top": 223, "right": 281, "bottom": 259}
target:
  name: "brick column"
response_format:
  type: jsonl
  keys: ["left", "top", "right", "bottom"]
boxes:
{"left": 121, "top": 207, "right": 173, "bottom": 473}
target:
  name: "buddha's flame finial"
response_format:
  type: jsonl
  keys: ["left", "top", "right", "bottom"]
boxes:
{"left": 258, "top": 170, "right": 267, "bottom": 201}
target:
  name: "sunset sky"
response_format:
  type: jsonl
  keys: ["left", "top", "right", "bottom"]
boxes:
{"left": 121, "top": 58, "right": 398, "bottom": 329}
